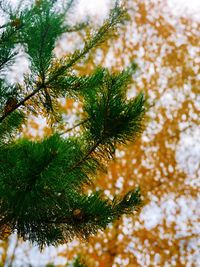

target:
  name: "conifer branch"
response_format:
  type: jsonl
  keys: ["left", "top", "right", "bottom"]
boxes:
{"left": 0, "top": 52, "right": 17, "bottom": 71}
{"left": 68, "top": 139, "right": 102, "bottom": 172}
{"left": 64, "top": 0, "right": 75, "bottom": 13}
{"left": 48, "top": 7, "right": 127, "bottom": 81}
{"left": 38, "top": 24, "right": 51, "bottom": 80}
{"left": 0, "top": 23, "right": 8, "bottom": 29}
{"left": 0, "top": 23, "right": 23, "bottom": 44}
{"left": 67, "top": 89, "right": 116, "bottom": 173}
{"left": 0, "top": 7, "right": 126, "bottom": 123}
{"left": 0, "top": 0, "right": 145, "bottom": 246}
{"left": 0, "top": 83, "right": 43, "bottom": 123}
{"left": 64, "top": 22, "right": 88, "bottom": 33}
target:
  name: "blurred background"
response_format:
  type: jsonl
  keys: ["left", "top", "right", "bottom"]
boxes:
{"left": 0, "top": 0, "right": 199, "bottom": 266}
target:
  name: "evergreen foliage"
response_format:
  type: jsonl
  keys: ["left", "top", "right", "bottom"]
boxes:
{"left": 71, "top": 256, "right": 87, "bottom": 267}
{"left": 0, "top": 0, "right": 147, "bottom": 247}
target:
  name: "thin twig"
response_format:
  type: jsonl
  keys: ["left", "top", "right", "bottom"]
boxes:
{"left": 67, "top": 139, "right": 102, "bottom": 172}
{"left": 0, "top": 23, "right": 9, "bottom": 29}
{"left": 59, "top": 119, "right": 88, "bottom": 136}
{"left": 7, "top": 237, "right": 19, "bottom": 267}
{"left": 0, "top": 84, "right": 43, "bottom": 123}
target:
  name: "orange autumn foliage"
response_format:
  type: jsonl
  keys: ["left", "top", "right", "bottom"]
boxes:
{"left": 55, "top": 1, "right": 200, "bottom": 266}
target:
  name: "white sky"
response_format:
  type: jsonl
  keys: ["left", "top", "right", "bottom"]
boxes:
{"left": 168, "top": 0, "right": 200, "bottom": 20}
{"left": 77, "top": 0, "right": 200, "bottom": 21}
{"left": 5, "top": 0, "right": 200, "bottom": 22}
{"left": 169, "top": 0, "right": 200, "bottom": 10}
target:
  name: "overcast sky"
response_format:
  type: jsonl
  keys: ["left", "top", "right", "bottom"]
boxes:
{"left": 77, "top": 0, "right": 200, "bottom": 21}
{"left": 5, "top": 0, "right": 200, "bottom": 22}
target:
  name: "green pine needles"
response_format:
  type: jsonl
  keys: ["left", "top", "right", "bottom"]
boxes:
{"left": 0, "top": 0, "right": 147, "bottom": 247}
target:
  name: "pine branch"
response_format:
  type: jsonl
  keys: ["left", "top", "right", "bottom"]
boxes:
{"left": 0, "top": 110, "right": 24, "bottom": 145}
{"left": 0, "top": 6, "right": 127, "bottom": 123}
{"left": 0, "top": 23, "right": 9, "bottom": 29}
{"left": 64, "top": 22, "right": 88, "bottom": 33}
{"left": 67, "top": 139, "right": 102, "bottom": 172}
{"left": 0, "top": 1, "right": 146, "bottom": 247}
{"left": 65, "top": 83, "right": 123, "bottom": 173}
{"left": 64, "top": 0, "right": 75, "bottom": 14}
{"left": 0, "top": 51, "right": 17, "bottom": 71}
{"left": 0, "top": 83, "right": 43, "bottom": 123}
{"left": 0, "top": 22, "right": 23, "bottom": 44}
{"left": 38, "top": 23, "right": 51, "bottom": 81}
{"left": 48, "top": 6, "right": 127, "bottom": 81}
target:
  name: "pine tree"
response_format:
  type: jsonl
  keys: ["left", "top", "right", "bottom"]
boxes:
{"left": 0, "top": 0, "right": 147, "bottom": 248}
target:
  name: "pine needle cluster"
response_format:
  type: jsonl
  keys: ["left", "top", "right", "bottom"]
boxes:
{"left": 0, "top": 0, "right": 147, "bottom": 247}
